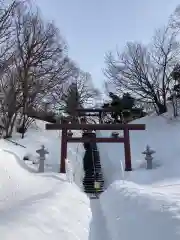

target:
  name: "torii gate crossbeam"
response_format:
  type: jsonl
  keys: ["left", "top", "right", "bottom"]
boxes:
{"left": 45, "top": 123, "right": 145, "bottom": 173}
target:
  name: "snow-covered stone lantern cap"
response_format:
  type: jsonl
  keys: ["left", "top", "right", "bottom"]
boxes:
{"left": 142, "top": 145, "right": 155, "bottom": 155}
{"left": 36, "top": 145, "right": 49, "bottom": 159}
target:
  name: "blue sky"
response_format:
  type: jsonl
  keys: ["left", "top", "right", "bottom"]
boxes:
{"left": 35, "top": 0, "right": 180, "bottom": 89}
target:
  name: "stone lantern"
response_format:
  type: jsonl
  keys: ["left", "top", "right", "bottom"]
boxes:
{"left": 142, "top": 145, "right": 155, "bottom": 170}
{"left": 111, "top": 132, "right": 119, "bottom": 138}
{"left": 67, "top": 130, "right": 73, "bottom": 137}
{"left": 36, "top": 145, "right": 49, "bottom": 173}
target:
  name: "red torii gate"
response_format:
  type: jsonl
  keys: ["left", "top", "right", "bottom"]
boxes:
{"left": 45, "top": 123, "right": 146, "bottom": 173}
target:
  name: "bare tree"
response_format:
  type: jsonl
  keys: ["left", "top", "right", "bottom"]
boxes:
{"left": 0, "top": 0, "right": 97, "bottom": 137}
{"left": 0, "top": 68, "right": 21, "bottom": 137}
{"left": 0, "top": 0, "right": 19, "bottom": 79}
{"left": 0, "top": 1, "right": 22, "bottom": 138}
{"left": 75, "top": 71, "right": 100, "bottom": 106}
{"left": 12, "top": 2, "right": 73, "bottom": 137}
{"left": 0, "top": 1, "right": 17, "bottom": 58}
{"left": 104, "top": 24, "right": 180, "bottom": 114}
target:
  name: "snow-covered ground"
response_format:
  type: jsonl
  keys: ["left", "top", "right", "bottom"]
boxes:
{"left": 2, "top": 108, "right": 180, "bottom": 239}
{"left": 0, "top": 149, "right": 91, "bottom": 239}
{"left": 0, "top": 120, "right": 108, "bottom": 240}
{"left": 98, "top": 108, "right": 180, "bottom": 240}
{"left": 101, "top": 180, "right": 180, "bottom": 240}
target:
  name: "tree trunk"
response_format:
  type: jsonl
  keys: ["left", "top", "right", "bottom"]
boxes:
{"left": 4, "top": 113, "right": 17, "bottom": 138}
{"left": 157, "top": 103, "right": 167, "bottom": 114}
{"left": 172, "top": 94, "right": 178, "bottom": 117}
{"left": 154, "top": 95, "right": 167, "bottom": 114}
{"left": 8, "top": 113, "right": 17, "bottom": 137}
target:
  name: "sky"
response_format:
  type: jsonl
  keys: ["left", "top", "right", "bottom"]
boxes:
{"left": 34, "top": 0, "right": 180, "bottom": 90}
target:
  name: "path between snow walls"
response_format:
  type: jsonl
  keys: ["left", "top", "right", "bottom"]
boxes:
{"left": 88, "top": 199, "right": 110, "bottom": 240}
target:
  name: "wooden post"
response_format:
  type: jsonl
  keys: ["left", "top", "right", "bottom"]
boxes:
{"left": 60, "top": 128, "right": 67, "bottom": 173}
{"left": 124, "top": 126, "right": 132, "bottom": 171}
{"left": 99, "top": 111, "right": 103, "bottom": 124}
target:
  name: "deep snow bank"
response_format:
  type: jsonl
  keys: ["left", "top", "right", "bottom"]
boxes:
{"left": 97, "top": 111, "right": 180, "bottom": 240}
{"left": 0, "top": 149, "right": 91, "bottom": 240}
{"left": 100, "top": 180, "right": 180, "bottom": 240}
{"left": 97, "top": 114, "right": 180, "bottom": 186}
{"left": 1, "top": 120, "right": 85, "bottom": 188}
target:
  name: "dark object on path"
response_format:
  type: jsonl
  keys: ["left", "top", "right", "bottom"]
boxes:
{"left": 82, "top": 131, "right": 104, "bottom": 196}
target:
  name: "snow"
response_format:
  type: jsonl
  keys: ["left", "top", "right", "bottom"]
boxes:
{"left": 88, "top": 200, "right": 110, "bottom": 240}
{"left": 1, "top": 120, "right": 85, "bottom": 186}
{"left": 0, "top": 148, "right": 92, "bottom": 239}
{"left": 97, "top": 113, "right": 180, "bottom": 186}
{"left": 100, "top": 181, "right": 180, "bottom": 240}
{"left": 3, "top": 107, "right": 180, "bottom": 239}
{"left": 97, "top": 108, "right": 180, "bottom": 240}
{"left": 0, "top": 120, "right": 109, "bottom": 240}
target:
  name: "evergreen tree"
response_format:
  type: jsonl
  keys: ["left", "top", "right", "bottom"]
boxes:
{"left": 102, "top": 92, "right": 143, "bottom": 123}
{"left": 109, "top": 92, "right": 123, "bottom": 123}
{"left": 169, "top": 64, "right": 180, "bottom": 117}
{"left": 121, "top": 93, "right": 135, "bottom": 110}
{"left": 62, "top": 82, "right": 82, "bottom": 122}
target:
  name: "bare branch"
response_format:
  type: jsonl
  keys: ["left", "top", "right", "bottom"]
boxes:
{"left": 104, "top": 23, "right": 180, "bottom": 114}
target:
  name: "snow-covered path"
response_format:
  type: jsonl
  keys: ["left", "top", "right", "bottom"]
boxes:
{"left": 88, "top": 199, "right": 110, "bottom": 240}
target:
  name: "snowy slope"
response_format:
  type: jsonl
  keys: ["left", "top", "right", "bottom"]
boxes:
{"left": 97, "top": 113, "right": 180, "bottom": 186}
{"left": 1, "top": 120, "right": 85, "bottom": 187}
{"left": 101, "top": 180, "right": 180, "bottom": 240}
{"left": 98, "top": 109, "right": 180, "bottom": 240}
{"left": 0, "top": 149, "right": 91, "bottom": 240}
{"left": 0, "top": 120, "right": 110, "bottom": 240}
{"left": 4, "top": 112, "right": 180, "bottom": 240}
